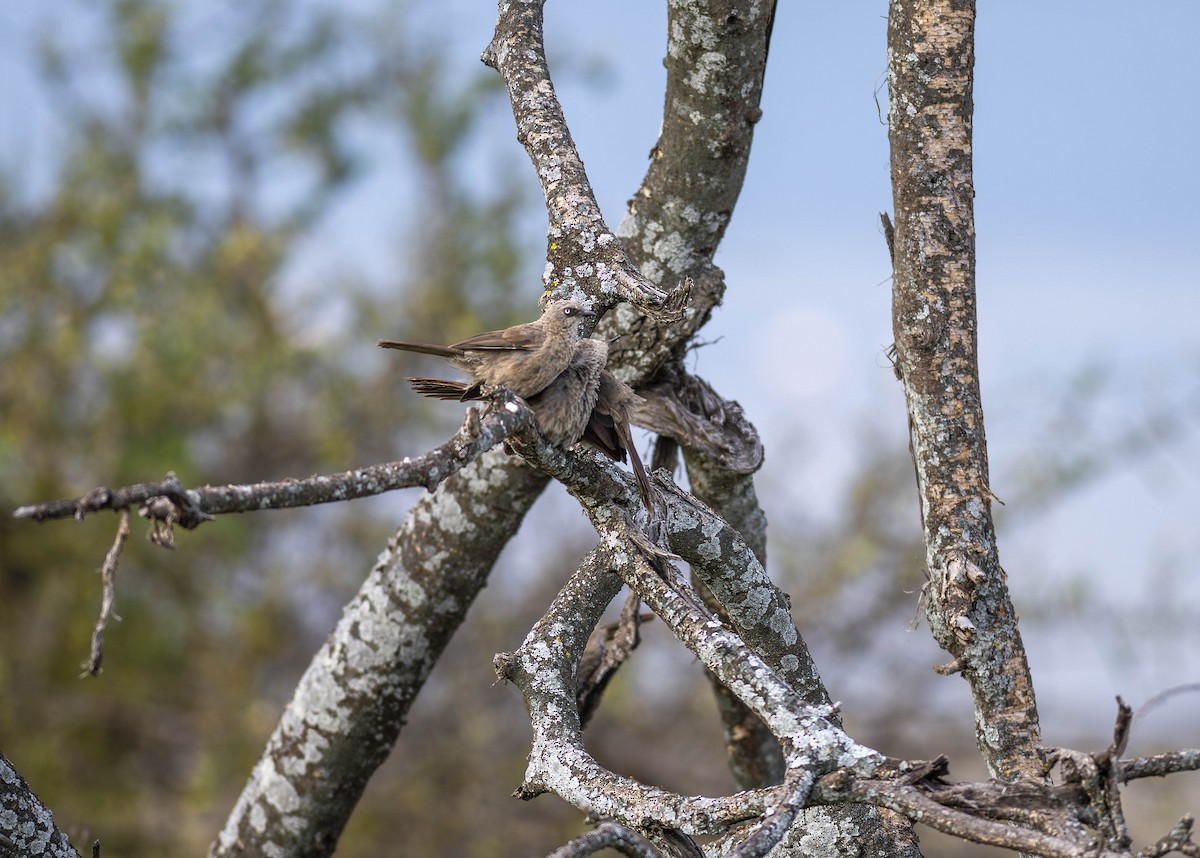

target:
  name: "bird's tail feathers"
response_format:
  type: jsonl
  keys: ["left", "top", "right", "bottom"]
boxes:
{"left": 620, "top": 422, "right": 654, "bottom": 513}
{"left": 378, "top": 340, "right": 461, "bottom": 358}
{"left": 408, "top": 377, "right": 483, "bottom": 402}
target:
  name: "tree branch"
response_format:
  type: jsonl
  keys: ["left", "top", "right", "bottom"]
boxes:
{"left": 209, "top": 399, "right": 546, "bottom": 857}
{"left": 83, "top": 507, "right": 130, "bottom": 677}
{"left": 501, "top": 430, "right": 887, "bottom": 854}
{"left": 545, "top": 821, "right": 665, "bottom": 858}
{"left": 505, "top": 422, "right": 1200, "bottom": 855}
{"left": 14, "top": 401, "right": 530, "bottom": 527}
{"left": 1120, "top": 749, "right": 1200, "bottom": 782}
{"left": 598, "top": 0, "right": 815, "bottom": 809}
{"left": 0, "top": 751, "right": 81, "bottom": 858}
{"left": 607, "top": 0, "right": 777, "bottom": 379}
{"left": 493, "top": 552, "right": 781, "bottom": 837}
{"left": 481, "top": 0, "right": 672, "bottom": 314}
{"left": 814, "top": 769, "right": 1108, "bottom": 858}
{"left": 633, "top": 365, "right": 781, "bottom": 786}
{"left": 887, "top": 0, "right": 1042, "bottom": 780}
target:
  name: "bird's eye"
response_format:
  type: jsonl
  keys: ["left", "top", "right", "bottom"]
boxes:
{"left": 564, "top": 307, "right": 576, "bottom": 316}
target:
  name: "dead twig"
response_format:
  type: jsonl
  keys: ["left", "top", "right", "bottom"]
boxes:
{"left": 576, "top": 592, "right": 648, "bottom": 729}
{"left": 81, "top": 508, "right": 131, "bottom": 677}
{"left": 1137, "top": 815, "right": 1199, "bottom": 858}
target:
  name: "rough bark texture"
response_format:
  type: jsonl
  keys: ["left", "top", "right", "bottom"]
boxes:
{"left": 492, "top": 470, "right": 888, "bottom": 855}
{"left": 210, "top": 1, "right": 757, "bottom": 852}
{"left": 612, "top": 0, "right": 788, "bottom": 795}
{"left": 683, "top": 445, "right": 782, "bottom": 789}
{"left": 887, "top": 0, "right": 1041, "bottom": 780}
{"left": 482, "top": 0, "right": 668, "bottom": 313}
{"left": 606, "top": 0, "right": 777, "bottom": 378}
{"left": 599, "top": 5, "right": 918, "bottom": 852}
{"left": 506, "top": 422, "right": 930, "bottom": 857}
{"left": 0, "top": 752, "right": 81, "bottom": 858}
{"left": 210, "top": 451, "right": 548, "bottom": 857}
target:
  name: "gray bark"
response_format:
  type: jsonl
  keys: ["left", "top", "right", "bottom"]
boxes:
{"left": 886, "top": 0, "right": 1042, "bottom": 781}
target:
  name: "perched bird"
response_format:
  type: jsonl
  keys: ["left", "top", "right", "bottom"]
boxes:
{"left": 378, "top": 300, "right": 594, "bottom": 399}
{"left": 523, "top": 338, "right": 608, "bottom": 447}
{"left": 411, "top": 338, "right": 608, "bottom": 449}
{"left": 408, "top": 342, "right": 654, "bottom": 512}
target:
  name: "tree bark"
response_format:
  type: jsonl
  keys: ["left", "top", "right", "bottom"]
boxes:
{"left": 0, "top": 751, "right": 81, "bottom": 858}
{"left": 887, "top": 0, "right": 1042, "bottom": 780}
{"left": 210, "top": 452, "right": 548, "bottom": 856}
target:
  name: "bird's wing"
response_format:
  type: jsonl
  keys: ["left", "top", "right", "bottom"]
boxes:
{"left": 581, "top": 410, "right": 626, "bottom": 462}
{"left": 452, "top": 321, "right": 545, "bottom": 352}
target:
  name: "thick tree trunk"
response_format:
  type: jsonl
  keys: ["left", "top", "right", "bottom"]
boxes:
{"left": 210, "top": 454, "right": 548, "bottom": 856}
{"left": 887, "top": 0, "right": 1042, "bottom": 780}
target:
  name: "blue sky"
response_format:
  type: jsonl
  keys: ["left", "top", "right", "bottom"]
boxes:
{"left": 4, "top": 1, "right": 1198, "bottom": 738}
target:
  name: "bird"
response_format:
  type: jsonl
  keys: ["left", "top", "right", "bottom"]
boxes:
{"left": 410, "top": 337, "right": 608, "bottom": 449}
{"left": 582, "top": 370, "right": 653, "bottom": 513}
{"left": 408, "top": 342, "right": 654, "bottom": 512}
{"left": 378, "top": 300, "right": 594, "bottom": 399}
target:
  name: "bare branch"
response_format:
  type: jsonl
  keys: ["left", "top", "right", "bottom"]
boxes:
{"left": 506, "top": 424, "right": 1200, "bottom": 855}
{"left": 1134, "top": 684, "right": 1200, "bottom": 725}
{"left": 1137, "top": 815, "right": 1199, "bottom": 858}
{"left": 814, "top": 770, "right": 1110, "bottom": 858}
{"left": 637, "top": 366, "right": 778, "bottom": 787}
{"left": 210, "top": 436, "right": 549, "bottom": 857}
{"left": 498, "top": 432, "right": 886, "bottom": 850}
{"left": 606, "top": 0, "right": 777, "bottom": 379}
{"left": 887, "top": 0, "right": 1041, "bottom": 780}
{"left": 633, "top": 365, "right": 763, "bottom": 477}
{"left": 545, "top": 821, "right": 664, "bottom": 858}
{"left": 601, "top": 0, "right": 785, "bottom": 797}
{"left": 493, "top": 551, "right": 781, "bottom": 836}
{"left": 15, "top": 399, "right": 530, "bottom": 527}
{"left": 82, "top": 508, "right": 130, "bottom": 677}
{"left": 1120, "top": 750, "right": 1200, "bottom": 782}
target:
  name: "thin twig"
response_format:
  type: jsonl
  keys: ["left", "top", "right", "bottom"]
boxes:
{"left": 1134, "top": 684, "right": 1200, "bottom": 725}
{"left": 1097, "top": 697, "right": 1134, "bottom": 849}
{"left": 82, "top": 508, "right": 130, "bottom": 677}
{"left": 480, "top": 0, "right": 669, "bottom": 314}
{"left": 1121, "top": 749, "right": 1200, "bottom": 781}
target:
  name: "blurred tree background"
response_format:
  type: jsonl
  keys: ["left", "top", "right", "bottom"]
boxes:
{"left": 2, "top": 1, "right": 1197, "bottom": 856}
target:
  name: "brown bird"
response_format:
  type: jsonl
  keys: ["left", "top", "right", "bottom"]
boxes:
{"left": 524, "top": 338, "right": 608, "bottom": 447}
{"left": 409, "top": 343, "right": 653, "bottom": 512}
{"left": 411, "top": 338, "right": 608, "bottom": 449}
{"left": 378, "top": 300, "right": 594, "bottom": 399}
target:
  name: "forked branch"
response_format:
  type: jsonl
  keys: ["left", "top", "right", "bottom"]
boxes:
{"left": 482, "top": 0, "right": 673, "bottom": 314}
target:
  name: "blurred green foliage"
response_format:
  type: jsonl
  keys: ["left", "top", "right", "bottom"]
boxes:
{"left": 0, "top": 0, "right": 551, "bottom": 853}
